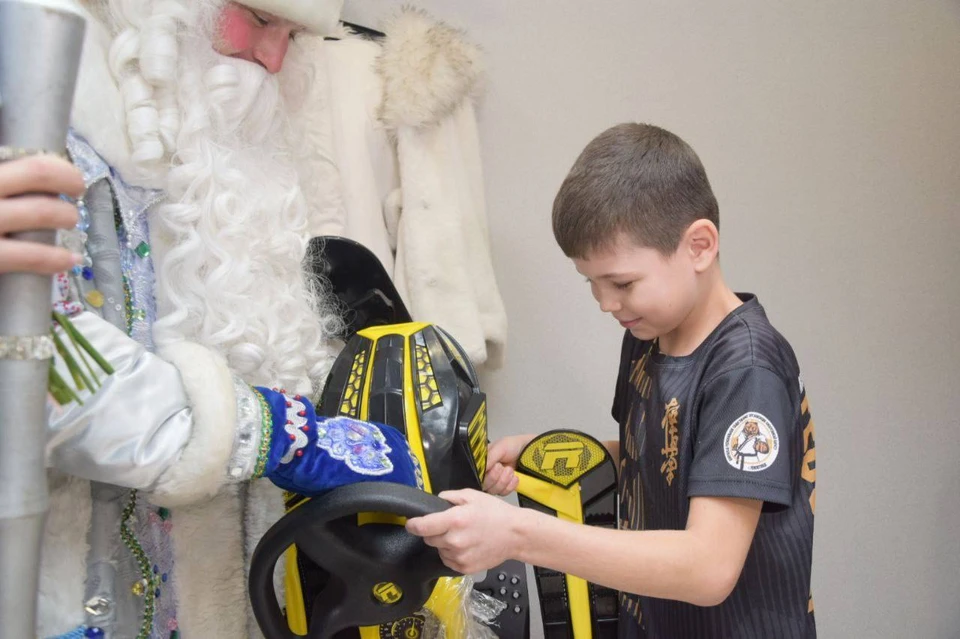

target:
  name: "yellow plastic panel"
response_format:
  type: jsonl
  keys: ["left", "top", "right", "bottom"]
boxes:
{"left": 516, "top": 470, "right": 593, "bottom": 637}
{"left": 284, "top": 545, "right": 308, "bottom": 635}
{"left": 518, "top": 431, "right": 607, "bottom": 488}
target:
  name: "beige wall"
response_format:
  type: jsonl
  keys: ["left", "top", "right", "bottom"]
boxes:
{"left": 344, "top": 2, "right": 960, "bottom": 636}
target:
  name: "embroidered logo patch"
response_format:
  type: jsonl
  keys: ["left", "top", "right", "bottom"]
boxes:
{"left": 316, "top": 416, "right": 394, "bottom": 476}
{"left": 724, "top": 412, "right": 779, "bottom": 472}
{"left": 660, "top": 398, "right": 680, "bottom": 486}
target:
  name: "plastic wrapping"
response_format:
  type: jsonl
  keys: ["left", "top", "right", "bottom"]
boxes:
{"left": 420, "top": 576, "right": 507, "bottom": 639}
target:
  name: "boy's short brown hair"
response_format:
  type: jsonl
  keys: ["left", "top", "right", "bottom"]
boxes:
{"left": 552, "top": 123, "right": 719, "bottom": 258}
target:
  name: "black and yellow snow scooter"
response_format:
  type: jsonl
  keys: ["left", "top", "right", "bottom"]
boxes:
{"left": 248, "top": 238, "right": 618, "bottom": 639}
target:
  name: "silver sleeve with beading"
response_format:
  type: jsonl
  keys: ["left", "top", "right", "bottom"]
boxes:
{"left": 45, "top": 311, "right": 193, "bottom": 491}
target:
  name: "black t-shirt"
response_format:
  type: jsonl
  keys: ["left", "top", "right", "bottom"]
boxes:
{"left": 612, "top": 294, "right": 817, "bottom": 639}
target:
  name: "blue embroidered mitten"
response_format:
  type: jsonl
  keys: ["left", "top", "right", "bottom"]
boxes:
{"left": 256, "top": 387, "right": 424, "bottom": 496}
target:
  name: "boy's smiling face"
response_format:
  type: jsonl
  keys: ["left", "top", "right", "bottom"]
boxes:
{"left": 574, "top": 233, "right": 700, "bottom": 342}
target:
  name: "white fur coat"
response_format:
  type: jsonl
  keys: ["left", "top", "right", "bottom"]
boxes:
{"left": 305, "top": 9, "right": 508, "bottom": 368}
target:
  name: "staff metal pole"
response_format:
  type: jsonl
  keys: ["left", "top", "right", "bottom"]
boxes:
{"left": 0, "top": 1, "right": 86, "bottom": 635}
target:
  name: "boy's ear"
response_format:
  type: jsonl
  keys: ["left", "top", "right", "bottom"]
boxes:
{"left": 684, "top": 219, "right": 719, "bottom": 273}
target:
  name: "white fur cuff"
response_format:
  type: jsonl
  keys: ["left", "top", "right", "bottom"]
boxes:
{"left": 150, "top": 341, "right": 237, "bottom": 507}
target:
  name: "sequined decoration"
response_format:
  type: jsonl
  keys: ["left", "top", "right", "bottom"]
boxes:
{"left": 55, "top": 193, "right": 91, "bottom": 316}
{"left": 84, "top": 290, "right": 105, "bottom": 308}
{"left": 410, "top": 451, "right": 425, "bottom": 490}
{"left": 0, "top": 335, "right": 55, "bottom": 360}
{"left": 229, "top": 380, "right": 265, "bottom": 480}
{"left": 49, "top": 625, "right": 105, "bottom": 638}
{"left": 114, "top": 193, "right": 160, "bottom": 351}
{"left": 252, "top": 389, "right": 274, "bottom": 479}
{"left": 52, "top": 272, "right": 83, "bottom": 317}
{"left": 0, "top": 145, "right": 67, "bottom": 161}
{"left": 67, "top": 131, "right": 174, "bottom": 638}
{"left": 120, "top": 491, "right": 159, "bottom": 639}
{"left": 139, "top": 501, "right": 177, "bottom": 637}
{"left": 67, "top": 131, "right": 161, "bottom": 350}
{"left": 123, "top": 275, "right": 146, "bottom": 336}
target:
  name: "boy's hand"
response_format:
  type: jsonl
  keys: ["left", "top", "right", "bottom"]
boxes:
{"left": 0, "top": 155, "right": 84, "bottom": 275}
{"left": 406, "top": 488, "right": 525, "bottom": 575}
{"left": 483, "top": 433, "right": 536, "bottom": 495}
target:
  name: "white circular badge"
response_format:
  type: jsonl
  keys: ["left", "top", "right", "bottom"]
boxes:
{"left": 723, "top": 412, "right": 779, "bottom": 472}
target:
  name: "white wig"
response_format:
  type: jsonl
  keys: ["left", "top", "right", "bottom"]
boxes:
{"left": 106, "top": 0, "right": 343, "bottom": 394}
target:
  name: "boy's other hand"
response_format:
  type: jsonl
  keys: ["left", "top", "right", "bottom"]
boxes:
{"left": 0, "top": 155, "right": 84, "bottom": 275}
{"left": 406, "top": 488, "right": 525, "bottom": 575}
{"left": 483, "top": 433, "right": 536, "bottom": 495}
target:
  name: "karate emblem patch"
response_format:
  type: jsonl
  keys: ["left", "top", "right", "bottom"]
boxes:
{"left": 724, "top": 412, "right": 779, "bottom": 472}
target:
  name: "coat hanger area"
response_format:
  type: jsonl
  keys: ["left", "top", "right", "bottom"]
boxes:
{"left": 337, "top": 21, "right": 385, "bottom": 39}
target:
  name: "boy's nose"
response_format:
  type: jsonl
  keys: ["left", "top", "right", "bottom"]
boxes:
{"left": 599, "top": 295, "right": 622, "bottom": 313}
{"left": 253, "top": 32, "right": 290, "bottom": 74}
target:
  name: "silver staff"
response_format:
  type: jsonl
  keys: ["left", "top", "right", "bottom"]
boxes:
{"left": 0, "top": 1, "right": 86, "bottom": 636}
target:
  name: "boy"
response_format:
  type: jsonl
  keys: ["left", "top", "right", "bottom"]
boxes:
{"left": 406, "top": 123, "right": 817, "bottom": 638}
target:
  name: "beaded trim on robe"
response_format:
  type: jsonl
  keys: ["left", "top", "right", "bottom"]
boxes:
{"left": 64, "top": 132, "right": 178, "bottom": 639}
{"left": 66, "top": 132, "right": 163, "bottom": 350}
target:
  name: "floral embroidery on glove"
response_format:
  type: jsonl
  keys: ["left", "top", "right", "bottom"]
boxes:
{"left": 316, "top": 416, "right": 394, "bottom": 476}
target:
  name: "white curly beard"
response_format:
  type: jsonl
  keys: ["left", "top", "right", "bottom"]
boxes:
{"left": 114, "top": 0, "right": 342, "bottom": 394}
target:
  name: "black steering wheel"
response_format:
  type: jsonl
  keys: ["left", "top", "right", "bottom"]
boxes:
{"left": 249, "top": 482, "right": 459, "bottom": 639}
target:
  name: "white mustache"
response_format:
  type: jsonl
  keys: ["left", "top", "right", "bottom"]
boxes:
{"left": 199, "top": 55, "right": 281, "bottom": 140}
